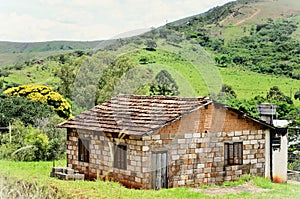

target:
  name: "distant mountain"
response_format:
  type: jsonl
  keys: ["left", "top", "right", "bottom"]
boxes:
{"left": 0, "top": 40, "right": 101, "bottom": 54}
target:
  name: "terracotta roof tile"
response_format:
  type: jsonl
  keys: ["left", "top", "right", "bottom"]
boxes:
{"left": 58, "top": 94, "right": 210, "bottom": 136}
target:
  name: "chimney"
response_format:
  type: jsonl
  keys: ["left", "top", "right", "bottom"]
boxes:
{"left": 257, "top": 104, "right": 277, "bottom": 124}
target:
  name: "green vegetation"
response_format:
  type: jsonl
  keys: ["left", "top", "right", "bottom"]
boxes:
{"left": 149, "top": 70, "right": 180, "bottom": 96}
{"left": 0, "top": 160, "right": 300, "bottom": 198}
{"left": 4, "top": 85, "right": 72, "bottom": 119}
{"left": 0, "top": 0, "right": 300, "bottom": 195}
{"left": 0, "top": 119, "right": 65, "bottom": 161}
{"left": 0, "top": 95, "right": 55, "bottom": 127}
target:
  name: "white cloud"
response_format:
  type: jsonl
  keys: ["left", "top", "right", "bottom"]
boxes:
{"left": 0, "top": 0, "right": 234, "bottom": 41}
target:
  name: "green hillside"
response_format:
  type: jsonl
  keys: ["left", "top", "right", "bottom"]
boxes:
{"left": 1, "top": 0, "right": 300, "bottom": 109}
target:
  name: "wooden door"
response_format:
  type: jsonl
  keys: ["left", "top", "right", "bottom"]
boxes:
{"left": 151, "top": 151, "right": 168, "bottom": 189}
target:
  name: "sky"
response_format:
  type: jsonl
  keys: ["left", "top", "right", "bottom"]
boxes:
{"left": 0, "top": 0, "right": 234, "bottom": 42}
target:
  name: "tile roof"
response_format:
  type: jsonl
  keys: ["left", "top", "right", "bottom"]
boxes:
{"left": 58, "top": 94, "right": 210, "bottom": 136}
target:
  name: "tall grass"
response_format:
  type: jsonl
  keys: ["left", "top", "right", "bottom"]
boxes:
{"left": 1, "top": 160, "right": 300, "bottom": 199}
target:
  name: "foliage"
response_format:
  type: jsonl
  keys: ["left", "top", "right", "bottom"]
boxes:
{"left": 0, "top": 95, "right": 55, "bottom": 127}
{"left": 96, "top": 54, "right": 138, "bottom": 104}
{"left": 72, "top": 51, "right": 116, "bottom": 111}
{"left": 0, "top": 117, "right": 65, "bottom": 161}
{"left": 4, "top": 85, "right": 71, "bottom": 118}
{"left": 217, "top": 20, "right": 300, "bottom": 79}
{"left": 222, "top": 174, "right": 251, "bottom": 186}
{"left": 145, "top": 40, "right": 157, "bottom": 51}
{"left": 34, "top": 116, "right": 66, "bottom": 160}
{"left": 149, "top": 70, "right": 180, "bottom": 96}
{"left": 294, "top": 90, "right": 300, "bottom": 100}
{"left": 221, "top": 86, "right": 300, "bottom": 120}
{"left": 54, "top": 63, "right": 77, "bottom": 99}
{"left": 267, "top": 86, "right": 293, "bottom": 104}
{"left": 213, "top": 84, "right": 237, "bottom": 102}
{"left": 0, "top": 119, "right": 65, "bottom": 161}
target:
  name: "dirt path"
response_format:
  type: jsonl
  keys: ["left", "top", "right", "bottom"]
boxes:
{"left": 235, "top": 8, "right": 261, "bottom": 25}
{"left": 288, "top": 180, "right": 300, "bottom": 186}
{"left": 194, "top": 183, "right": 269, "bottom": 196}
{"left": 195, "top": 181, "right": 300, "bottom": 196}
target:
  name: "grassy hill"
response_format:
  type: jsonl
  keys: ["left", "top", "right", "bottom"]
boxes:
{"left": 1, "top": 0, "right": 300, "bottom": 107}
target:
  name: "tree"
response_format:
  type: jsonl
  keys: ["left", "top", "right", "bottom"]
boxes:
{"left": 0, "top": 95, "right": 55, "bottom": 127}
{"left": 149, "top": 70, "right": 180, "bottom": 96}
{"left": 96, "top": 54, "right": 138, "bottom": 104}
{"left": 54, "top": 63, "right": 76, "bottom": 99}
{"left": 145, "top": 40, "right": 157, "bottom": 51}
{"left": 213, "top": 84, "right": 237, "bottom": 103}
{"left": 294, "top": 90, "right": 300, "bottom": 100}
{"left": 72, "top": 51, "right": 116, "bottom": 112}
{"left": 4, "top": 85, "right": 71, "bottom": 118}
{"left": 267, "top": 86, "right": 293, "bottom": 104}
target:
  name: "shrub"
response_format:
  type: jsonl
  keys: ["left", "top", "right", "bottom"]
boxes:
{"left": 0, "top": 95, "right": 55, "bottom": 127}
{"left": 0, "top": 119, "right": 66, "bottom": 161}
{"left": 4, "top": 85, "right": 71, "bottom": 119}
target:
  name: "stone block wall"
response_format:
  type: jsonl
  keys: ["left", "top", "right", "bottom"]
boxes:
{"left": 149, "top": 130, "right": 266, "bottom": 188}
{"left": 66, "top": 103, "right": 269, "bottom": 189}
{"left": 66, "top": 128, "right": 151, "bottom": 189}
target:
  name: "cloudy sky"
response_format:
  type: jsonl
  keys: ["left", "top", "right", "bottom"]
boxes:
{"left": 0, "top": 0, "right": 234, "bottom": 42}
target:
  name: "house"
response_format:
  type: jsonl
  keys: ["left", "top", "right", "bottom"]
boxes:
{"left": 57, "top": 94, "right": 287, "bottom": 189}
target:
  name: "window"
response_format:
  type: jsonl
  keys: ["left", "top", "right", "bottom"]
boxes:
{"left": 78, "top": 138, "right": 90, "bottom": 163}
{"left": 224, "top": 142, "right": 243, "bottom": 166}
{"left": 114, "top": 144, "right": 127, "bottom": 170}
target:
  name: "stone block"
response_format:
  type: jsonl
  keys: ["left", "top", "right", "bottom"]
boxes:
{"left": 224, "top": 176, "right": 232, "bottom": 181}
{"left": 142, "top": 146, "right": 149, "bottom": 152}
{"left": 195, "top": 148, "right": 203, "bottom": 153}
{"left": 235, "top": 131, "right": 242, "bottom": 136}
{"left": 178, "top": 180, "right": 185, "bottom": 186}
{"left": 193, "top": 133, "right": 201, "bottom": 138}
{"left": 214, "top": 157, "right": 222, "bottom": 162}
{"left": 152, "top": 134, "right": 160, "bottom": 140}
{"left": 142, "top": 136, "right": 151, "bottom": 141}
{"left": 235, "top": 170, "right": 242, "bottom": 175}
{"left": 250, "top": 140, "right": 258, "bottom": 144}
{"left": 204, "top": 168, "right": 212, "bottom": 173}
{"left": 228, "top": 132, "right": 235, "bottom": 136}
{"left": 178, "top": 149, "right": 186, "bottom": 155}
{"left": 172, "top": 155, "right": 180, "bottom": 160}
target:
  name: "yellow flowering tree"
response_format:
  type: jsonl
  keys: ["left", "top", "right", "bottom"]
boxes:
{"left": 4, "top": 85, "right": 71, "bottom": 119}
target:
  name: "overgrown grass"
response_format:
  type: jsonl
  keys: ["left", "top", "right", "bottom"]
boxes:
{"left": 222, "top": 174, "right": 252, "bottom": 186}
{"left": 1, "top": 160, "right": 300, "bottom": 199}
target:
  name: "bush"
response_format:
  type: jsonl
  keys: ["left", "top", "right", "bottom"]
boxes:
{"left": 0, "top": 119, "right": 66, "bottom": 161}
{"left": 0, "top": 95, "right": 55, "bottom": 127}
{"left": 4, "top": 85, "right": 71, "bottom": 119}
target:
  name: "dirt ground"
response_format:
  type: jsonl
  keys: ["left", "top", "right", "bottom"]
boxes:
{"left": 195, "top": 183, "right": 268, "bottom": 196}
{"left": 195, "top": 181, "right": 300, "bottom": 196}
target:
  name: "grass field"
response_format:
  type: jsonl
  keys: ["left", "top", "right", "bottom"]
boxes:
{"left": 219, "top": 67, "right": 300, "bottom": 106}
{"left": 0, "top": 160, "right": 300, "bottom": 199}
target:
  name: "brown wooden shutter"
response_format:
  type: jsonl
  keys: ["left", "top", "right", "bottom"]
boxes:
{"left": 224, "top": 143, "right": 229, "bottom": 165}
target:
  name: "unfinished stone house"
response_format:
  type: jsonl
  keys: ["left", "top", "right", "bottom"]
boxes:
{"left": 57, "top": 95, "right": 287, "bottom": 189}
